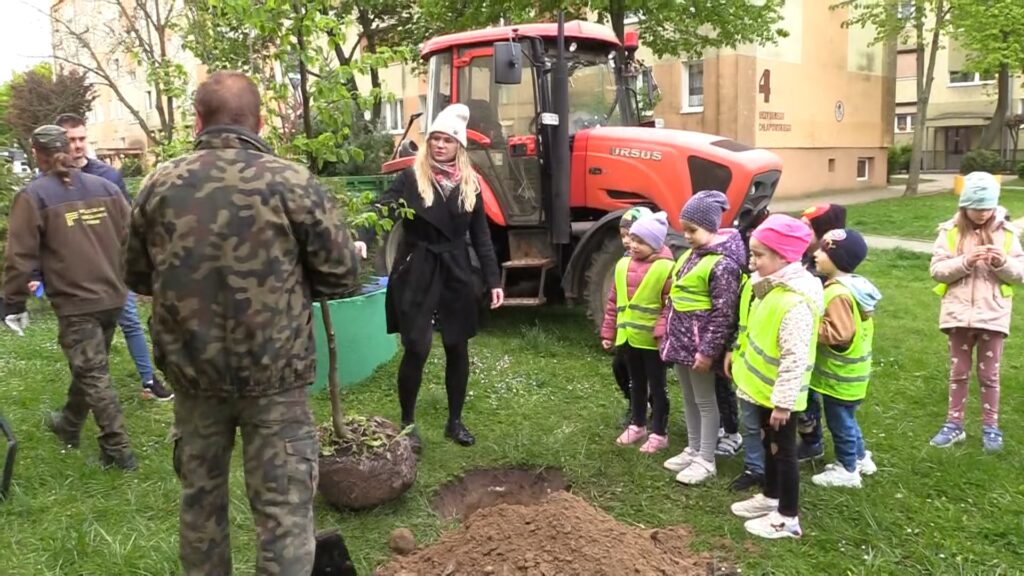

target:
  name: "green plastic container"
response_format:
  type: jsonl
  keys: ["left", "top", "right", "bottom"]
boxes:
{"left": 311, "top": 284, "right": 397, "bottom": 392}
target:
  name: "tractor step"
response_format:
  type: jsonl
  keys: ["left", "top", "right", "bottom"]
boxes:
{"left": 502, "top": 297, "right": 546, "bottom": 307}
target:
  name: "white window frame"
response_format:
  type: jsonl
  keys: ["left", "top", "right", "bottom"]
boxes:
{"left": 384, "top": 99, "right": 404, "bottom": 134}
{"left": 894, "top": 113, "right": 914, "bottom": 133}
{"left": 857, "top": 158, "right": 870, "bottom": 181}
{"left": 418, "top": 95, "right": 427, "bottom": 133}
{"left": 948, "top": 71, "right": 996, "bottom": 87}
{"left": 680, "top": 61, "right": 704, "bottom": 114}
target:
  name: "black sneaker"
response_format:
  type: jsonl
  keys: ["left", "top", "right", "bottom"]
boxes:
{"left": 44, "top": 411, "right": 80, "bottom": 448}
{"left": 100, "top": 450, "right": 139, "bottom": 471}
{"left": 797, "top": 441, "right": 825, "bottom": 462}
{"left": 729, "top": 470, "right": 765, "bottom": 492}
{"left": 142, "top": 377, "right": 174, "bottom": 402}
{"left": 444, "top": 420, "right": 475, "bottom": 447}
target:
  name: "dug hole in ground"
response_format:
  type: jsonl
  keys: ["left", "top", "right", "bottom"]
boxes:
{"left": 374, "top": 468, "right": 731, "bottom": 576}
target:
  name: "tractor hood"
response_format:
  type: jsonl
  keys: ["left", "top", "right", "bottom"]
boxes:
{"left": 575, "top": 126, "right": 781, "bottom": 230}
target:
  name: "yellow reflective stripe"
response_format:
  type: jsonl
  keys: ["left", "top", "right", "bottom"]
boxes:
{"left": 813, "top": 367, "right": 871, "bottom": 384}
{"left": 628, "top": 304, "right": 662, "bottom": 315}
{"left": 747, "top": 337, "right": 781, "bottom": 367}
{"left": 818, "top": 347, "right": 872, "bottom": 365}
{"left": 739, "top": 357, "right": 776, "bottom": 387}
{"left": 617, "top": 322, "right": 655, "bottom": 332}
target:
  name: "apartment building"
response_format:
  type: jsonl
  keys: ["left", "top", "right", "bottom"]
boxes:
{"left": 893, "top": 40, "right": 1024, "bottom": 172}
{"left": 50, "top": 0, "right": 206, "bottom": 164}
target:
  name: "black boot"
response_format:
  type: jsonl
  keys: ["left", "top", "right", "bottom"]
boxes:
{"left": 100, "top": 449, "right": 139, "bottom": 471}
{"left": 402, "top": 421, "right": 422, "bottom": 455}
{"left": 445, "top": 420, "right": 475, "bottom": 446}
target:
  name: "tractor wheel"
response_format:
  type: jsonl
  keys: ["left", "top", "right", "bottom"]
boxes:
{"left": 583, "top": 233, "right": 624, "bottom": 333}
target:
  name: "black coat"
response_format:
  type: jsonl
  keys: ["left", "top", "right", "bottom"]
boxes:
{"left": 380, "top": 168, "right": 501, "bottom": 348}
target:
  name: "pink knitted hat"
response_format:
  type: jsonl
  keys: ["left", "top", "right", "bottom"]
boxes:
{"left": 751, "top": 214, "right": 813, "bottom": 263}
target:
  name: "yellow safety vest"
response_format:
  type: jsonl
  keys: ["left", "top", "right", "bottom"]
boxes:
{"left": 934, "top": 228, "right": 1015, "bottom": 298}
{"left": 614, "top": 257, "right": 673, "bottom": 350}
{"left": 669, "top": 250, "right": 722, "bottom": 312}
{"left": 811, "top": 283, "right": 874, "bottom": 401}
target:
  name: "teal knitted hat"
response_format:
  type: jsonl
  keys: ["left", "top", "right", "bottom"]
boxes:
{"left": 959, "top": 172, "right": 1000, "bottom": 210}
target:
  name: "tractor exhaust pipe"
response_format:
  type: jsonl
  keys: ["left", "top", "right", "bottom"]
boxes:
{"left": 550, "top": 11, "right": 571, "bottom": 246}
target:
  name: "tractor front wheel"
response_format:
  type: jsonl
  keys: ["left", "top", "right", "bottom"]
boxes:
{"left": 583, "top": 233, "right": 624, "bottom": 334}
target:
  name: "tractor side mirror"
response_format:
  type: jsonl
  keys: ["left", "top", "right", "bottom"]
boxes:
{"left": 493, "top": 42, "right": 523, "bottom": 85}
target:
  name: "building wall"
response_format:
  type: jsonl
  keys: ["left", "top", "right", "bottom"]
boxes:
{"left": 636, "top": 0, "right": 893, "bottom": 197}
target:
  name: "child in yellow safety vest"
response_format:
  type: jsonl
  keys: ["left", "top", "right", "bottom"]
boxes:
{"left": 601, "top": 211, "right": 675, "bottom": 453}
{"left": 808, "top": 229, "right": 882, "bottom": 489}
{"left": 726, "top": 214, "right": 823, "bottom": 540}
{"left": 929, "top": 172, "right": 1024, "bottom": 453}
{"left": 659, "top": 191, "right": 746, "bottom": 485}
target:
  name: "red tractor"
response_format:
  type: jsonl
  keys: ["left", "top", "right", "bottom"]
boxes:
{"left": 380, "top": 18, "right": 782, "bottom": 327}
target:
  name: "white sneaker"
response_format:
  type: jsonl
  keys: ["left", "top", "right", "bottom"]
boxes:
{"left": 675, "top": 456, "right": 717, "bottom": 485}
{"left": 857, "top": 451, "right": 877, "bottom": 476}
{"left": 730, "top": 493, "right": 778, "bottom": 519}
{"left": 715, "top": 432, "right": 743, "bottom": 457}
{"left": 717, "top": 427, "right": 725, "bottom": 438}
{"left": 812, "top": 463, "right": 862, "bottom": 488}
{"left": 744, "top": 511, "right": 803, "bottom": 539}
{"left": 663, "top": 447, "right": 698, "bottom": 472}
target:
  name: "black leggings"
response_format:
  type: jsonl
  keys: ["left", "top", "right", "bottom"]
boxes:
{"left": 759, "top": 405, "right": 800, "bottom": 517}
{"left": 612, "top": 347, "right": 631, "bottom": 400}
{"left": 715, "top": 373, "right": 740, "bottom": 435}
{"left": 397, "top": 337, "right": 469, "bottom": 425}
{"left": 622, "top": 343, "right": 668, "bottom": 436}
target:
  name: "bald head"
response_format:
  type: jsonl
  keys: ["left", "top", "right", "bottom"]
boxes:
{"left": 194, "top": 71, "right": 262, "bottom": 133}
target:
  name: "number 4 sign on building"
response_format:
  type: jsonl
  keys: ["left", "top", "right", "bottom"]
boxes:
{"left": 759, "top": 69, "right": 771, "bottom": 104}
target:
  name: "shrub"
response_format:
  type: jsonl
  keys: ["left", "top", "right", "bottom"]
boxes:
{"left": 119, "top": 156, "right": 144, "bottom": 178}
{"left": 1017, "top": 160, "right": 1024, "bottom": 180}
{"left": 0, "top": 161, "right": 25, "bottom": 269}
{"left": 887, "top": 143, "right": 912, "bottom": 179}
{"left": 959, "top": 149, "right": 1003, "bottom": 175}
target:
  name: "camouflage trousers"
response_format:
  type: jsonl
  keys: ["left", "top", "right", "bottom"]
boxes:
{"left": 56, "top": 308, "right": 133, "bottom": 459}
{"left": 173, "top": 387, "right": 319, "bottom": 576}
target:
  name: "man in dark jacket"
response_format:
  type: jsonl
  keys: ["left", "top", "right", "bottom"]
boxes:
{"left": 52, "top": 112, "right": 172, "bottom": 401}
{"left": 125, "top": 71, "right": 359, "bottom": 576}
{"left": 3, "top": 125, "right": 137, "bottom": 470}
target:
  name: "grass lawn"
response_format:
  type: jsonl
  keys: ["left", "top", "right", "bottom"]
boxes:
{"left": 2, "top": 249, "right": 1024, "bottom": 575}
{"left": 847, "top": 188, "right": 1024, "bottom": 240}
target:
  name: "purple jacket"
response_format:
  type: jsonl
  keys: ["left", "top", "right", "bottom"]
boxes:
{"left": 659, "top": 229, "right": 746, "bottom": 371}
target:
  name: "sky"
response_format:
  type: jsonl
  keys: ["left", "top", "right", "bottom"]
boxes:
{"left": 0, "top": 0, "right": 53, "bottom": 83}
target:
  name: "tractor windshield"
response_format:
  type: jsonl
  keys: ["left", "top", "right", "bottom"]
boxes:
{"left": 563, "top": 49, "right": 636, "bottom": 134}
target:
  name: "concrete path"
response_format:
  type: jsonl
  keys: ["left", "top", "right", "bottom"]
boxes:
{"left": 862, "top": 234, "right": 933, "bottom": 254}
{"left": 770, "top": 174, "right": 955, "bottom": 214}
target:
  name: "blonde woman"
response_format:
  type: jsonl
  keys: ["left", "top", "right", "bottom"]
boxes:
{"left": 356, "top": 103, "right": 504, "bottom": 452}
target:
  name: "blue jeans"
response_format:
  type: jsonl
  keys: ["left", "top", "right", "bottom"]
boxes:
{"left": 119, "top": 292, "right": 155, "bottom": 386}
{"left": 797, "top": 390, "right": 823, "bottom": 447}
{"left": 739, "top": 399, "right": 765, "bottom": 475}
{"left": 822, "top": 395, "right": 866, "bottom": 472}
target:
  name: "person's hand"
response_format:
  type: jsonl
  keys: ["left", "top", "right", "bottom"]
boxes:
{"left": 723, "top": 351, "right": 733, "bottom": 379}
{"left": 4, "top": 312, "right": 29, "bottom": 336}
{"left": 966, "top": 246, "right": 990, "bottom": 267}
{"left": 769, "top": 407, "right": 791, "bottom": 430}
{"left": 692, "top": 353, "right": 712, "bottom": 374}
{"left": 601, "top": 339, "right": 613, "bottom": 351}
{"left": 27, "top": 281, "right": 40, "bottom": 293}
{"left": 490, "top": 288, "right": 505, "bottom": 309}
{"left": 986, "top": 246, "right": 1007, "bottom": 268}
{"left": 353, "top": 241, "right": 368, "bottom": 260}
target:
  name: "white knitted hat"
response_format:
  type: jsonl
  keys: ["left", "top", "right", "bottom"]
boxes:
{"left": 429, "top": 103, "right": 470, "bottom": 147}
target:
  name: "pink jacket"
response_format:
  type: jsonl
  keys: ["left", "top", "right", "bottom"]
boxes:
{"left": 929, "top": 209, "right": 1024, "bottom": 336}
{"left": 600, "top": 246, "right": 674, "bottom": 342}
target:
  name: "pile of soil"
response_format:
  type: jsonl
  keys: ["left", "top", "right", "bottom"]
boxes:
{"left": 375, "top": 492, "right": 710, "bottom": 576}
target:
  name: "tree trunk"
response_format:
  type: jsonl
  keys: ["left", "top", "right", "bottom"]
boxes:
{"left": 357, "top": 9, "right": 384, "bottom": 125}
{"left": 978, "top": 62, "right": 1010, "bottom": 151}
{"left": 293, "top": 1, "right": 314, "bottom": 168}
{"left": 607, "top": 0, "right": 634, "bottom": 126}
{"left": 905, "top": 1, "right": 946, "bottom": 197}
{"left": 319, "top": 299, "right": 350, "bottom": 442}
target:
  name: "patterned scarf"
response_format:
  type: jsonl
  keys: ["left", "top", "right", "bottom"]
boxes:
{"left": 429, "top": 157, "right": 461, "bottom": 198}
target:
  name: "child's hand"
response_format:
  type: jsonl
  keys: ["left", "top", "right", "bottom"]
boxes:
{"left": 692, "top": 353, "right": 712, "bottom": 373}
{"left": 986, "top": 246, "right": 1006, "bottom": 267}
{"left": 601, "top": 340, "right": 613, "bottom": 351}
{"left": 723, "top": 352, "right": 733, "bottom": 379}
{"left": 769, "top": 408, "right": 791, "bottom": 430}
{"left": 966, "top": 246, "right": 990, "bottom": 267}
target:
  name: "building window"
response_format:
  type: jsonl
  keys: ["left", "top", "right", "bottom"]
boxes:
{"left": 897, "top": 0, "right": 914, "bottom": 19}
{"left": 857, "top": 158, "right": 871, "bottom": 181}
{"left": 383, "top": 99, "right": 404, "bottom": 133}
{"left": 828, "top": 158, "right": 836, "bottom": 173}
{"left": 146, "top": 91, "right": 154, "bottom": 111}
{"left": 949, "top": 70, "right": 996, "bottom": 85}
{"left": 418, "top": 95, "right": 427, "bottom": 132}
{"left": 681, "top": 61, "right": 704, "bottom": 113}
{"left": 895, "top": 114, "right": 914, "bottom": 133}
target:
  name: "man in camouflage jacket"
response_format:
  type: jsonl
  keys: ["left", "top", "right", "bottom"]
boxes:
{"left": 125, "top": 71, "right": 359, "bottom": 576}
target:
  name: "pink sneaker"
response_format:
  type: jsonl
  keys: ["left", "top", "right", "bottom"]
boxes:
{"left": 616, "top": 425, "right": 648, "bottom": 446}
{"left": 639, "top": 434, "right": 669, "bottom": 454}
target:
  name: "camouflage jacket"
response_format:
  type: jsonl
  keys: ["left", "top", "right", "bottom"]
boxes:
{"left": 125, "top": 126, "right": 359, "bottom": 398}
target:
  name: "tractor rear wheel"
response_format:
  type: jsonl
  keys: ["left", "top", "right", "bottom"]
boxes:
{"left": 583, "top": 233, "right": 624, "bottom": 334}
